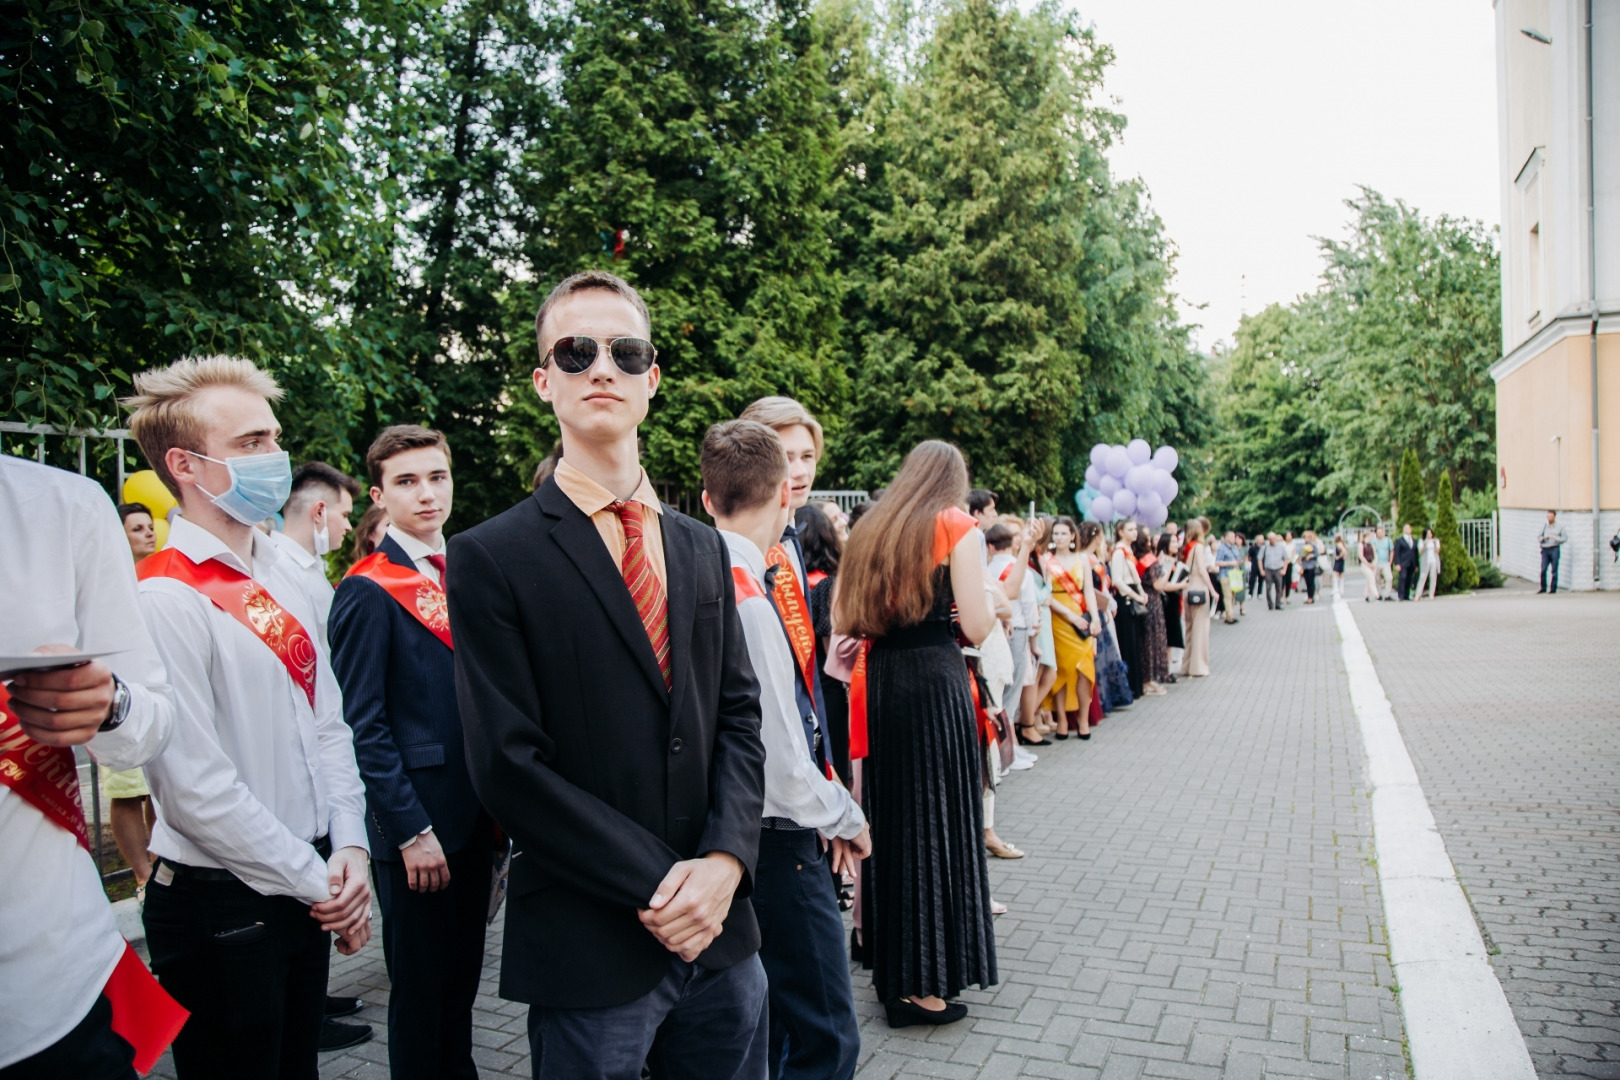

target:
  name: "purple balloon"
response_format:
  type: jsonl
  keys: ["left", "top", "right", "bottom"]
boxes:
{"left": 1089, "top": 494, "right": 1114, "bottom": 522}
{"left": 1140, "top": 502, "right": 1168, "bottom": 529}
{"left": 1097, "top": 474, "right": 1121, "bottom": 498}
{"left": 1114, "top": 489, "right": 1137, "bottom": 518}
{"left": 1137, "top": 490, "right": 1164, "bottom": 518}
{"left": 1090, "top": 443, "right": 1110, "bottom": 469}
{"left": 1152, "top": 445, "right": 1179, "bottom": 473}
{"left": 1125, "top": 463, "right": 1157, "bottom": 495}
{"left": 1084, "top": 463, "right": 1102, "bottom": 488}
{"left": 1126, "top": 438, "right": 1152, "bottom": 466}
{"left": 1105, "top": 446, "right": 1131, "bottom": 478}
{"left": 1159, "top": 474, "right": 1179, "bottom": 505}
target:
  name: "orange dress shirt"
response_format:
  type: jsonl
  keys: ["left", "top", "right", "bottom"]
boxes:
{"left": 551, "top": 458, "right": 668, "bottom": 588}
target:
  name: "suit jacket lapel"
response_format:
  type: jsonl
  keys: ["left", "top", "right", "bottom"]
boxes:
{"left": 661, "top": 511, "right": 696, "bottom": 723}
{"left": 538, "top": 483, "right": 669, "bottom": 701}
{"left": 377, "top": 535, "right": 418, "bottom": 574}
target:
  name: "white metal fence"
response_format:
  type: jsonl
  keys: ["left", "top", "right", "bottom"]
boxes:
{"left": 1457, "top": 515, "right": 1498, "bottom": 563}
{"left": 808, "top": 489, "right": 869, "bottom": 511}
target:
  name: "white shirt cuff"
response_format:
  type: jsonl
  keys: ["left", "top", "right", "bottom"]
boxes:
{"left": 398, "top": 827, "right": 434, "bottom": 851}
{"left": 327, "top": 813, "right": 371, "bottom": 858}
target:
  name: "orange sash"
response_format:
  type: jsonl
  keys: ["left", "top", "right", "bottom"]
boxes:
{"left": 346, "top": 553, "right": 453, "bottom": 650}
{"left": 0, "top": 686, "right": 189, "bottom": 1071}
{"left": 849, "top": 509, "right": 977, "bottom": 762}
{"left": 765, "top": 545, "right": 818, "bottom": 704}
{"left": 806, "top": 569, "right": 828, "bottom": 588}
{"left": 139, "top": 549, "right": 318, "bottom": 707}
{"left": 1043, "top": 554, "right": 1090, "bottom": 613}
{"left": 731, "top": 565, "right": 765, "bottom": 603}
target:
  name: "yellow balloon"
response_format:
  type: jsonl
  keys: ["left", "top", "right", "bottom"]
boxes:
{"left": 151, "top": 516, "right": 170, "bottom": 552}
{"left": 123, "top": 470, "right": 178, "bottom": 519}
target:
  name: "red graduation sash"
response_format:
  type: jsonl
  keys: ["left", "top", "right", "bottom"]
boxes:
{"left": 849, "top": 509, "right": 978, "bottom": 762}
{"left": 732, "top": 566, "right": 765, "bottom": 603}
{"left": 806, "top": 569, "right": 828, "bottom": 588}
{"left": 0, "top": 686, "right": 189, "bottom": 1072}
{"left": 138, "top": 549, "right": 318, "bottom": 708}
{"left": 345, "top": 553, "right": 453, "bottom": 650}
{"left": 764, "top": 545, "right": 818, "bottom": 705}
{"left": 1043, "top": 553, "right": 1090, "bottom": 613}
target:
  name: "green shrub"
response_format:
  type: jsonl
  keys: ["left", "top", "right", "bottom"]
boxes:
{"left": 1396, "top": 448, "right": 1429, "bottom": 533}
{"left": 1435, "top": 471, "right": 1478, "bottom": 592}
{"left": 1474, "top": 556, "right": 1504, "bottom": 589}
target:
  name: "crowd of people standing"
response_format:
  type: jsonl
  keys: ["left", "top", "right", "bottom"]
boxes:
{"left": 7, "top": 268, "right": 1264, "bottom": 1080}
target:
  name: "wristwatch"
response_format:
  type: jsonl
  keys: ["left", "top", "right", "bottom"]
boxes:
{"left": 98, "top": 675, "right": 131, "bottom": 733}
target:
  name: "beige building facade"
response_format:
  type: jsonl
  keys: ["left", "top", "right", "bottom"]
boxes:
{"left": 1490, "top": 0, "right": 1620, "bottom": 588}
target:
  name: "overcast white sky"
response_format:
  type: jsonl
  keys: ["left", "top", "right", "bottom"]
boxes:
{"left": 1077, "top": 0, "right": 1501, "bottom": 350}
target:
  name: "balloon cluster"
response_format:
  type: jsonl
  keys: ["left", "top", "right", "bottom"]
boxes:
{"left": 1073, "top": 440, "right": 1180, "bottom": 529}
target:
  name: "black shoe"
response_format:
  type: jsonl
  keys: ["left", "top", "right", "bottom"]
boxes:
{"left": 885, "top": 999, "right": 968, "bottom": 1028}
{"left": 1077, "top": 732, "right": 1091, "bottom": 740}
{"left": 1016, "top": 730, "right": 1052, "bottom": 747}
{"left": 1536, "top": 588, "right": 1546, "bottom": 593}
{"left": 319, "top": 1020, "right": 372, "bottom": 1053}
{"left": 1165, "top": 675, "right": 1177, "bottom": 684}
{"left": 1054, "top": 732, "right": 1069, "bottom": 740}
{"left": 324, "top": 995, "right": 363, "bottom": 1019}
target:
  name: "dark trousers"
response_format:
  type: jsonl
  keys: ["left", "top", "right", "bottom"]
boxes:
{"left": 143, "top": 863, "right": 329, "bottom": 1080}
{"left": 753, "top": 829, "right": 860, "bottom": 1080}
{"left": 526, "top": 953, "right": 767, "bottom": 1080}
{"left": 1397, "top": 564, "right": 1417, "bottom": 600}
{"left": 374, "top": 821, "right": 493, "bottom": 1080}
{"left": 1247, "top": 562, "right": 1263, "bottom": 597}
{"left": 0, "top": 995, "right": 135, "bottom": 1080}
{"left": 1114, "top": 604, "right": 1145, "bottom": 698}
{"left": 1264, "top": 568, "right": 1285, "bottom": 608}
{"left": 1541, "top": 547, "right": 1561, "bottom": 592}
{"left": 1302, "top": 568, "right": 1317, "bottom": 601}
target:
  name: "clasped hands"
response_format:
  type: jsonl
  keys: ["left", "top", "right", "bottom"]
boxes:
{"left": 638, "top": 852, "right": 744, "bottom": 962}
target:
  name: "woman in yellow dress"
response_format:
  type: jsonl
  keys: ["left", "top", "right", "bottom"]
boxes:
{"left": 1042, "top": 517, "right": 1101, "bottom": 739}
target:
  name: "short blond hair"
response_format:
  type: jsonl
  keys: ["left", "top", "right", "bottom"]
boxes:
{"left": 123, "top": 356, "right": 283, "bottom": 497}
{"left": 738, "top": 396, "right": 823, "bottom": 457}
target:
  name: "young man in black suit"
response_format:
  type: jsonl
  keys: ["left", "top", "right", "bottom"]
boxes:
{"left": 329, "top": 425, "right": 491, "bottom": 1080}
{"left": 1393, "top": 523, "right": 1419, "bottom": 601}
{"left": 447, "top": 271, "right": 768, "bottom": 1080}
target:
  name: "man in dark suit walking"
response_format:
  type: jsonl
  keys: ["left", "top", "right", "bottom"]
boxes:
{"left": 447, "top": 271, "right": 768, "bottom": 1080}
{"left": 329, "top": 425, "right": 492, "bottom": 1080}
{"left": 1392, "top": 523, "right": 1420, "bottom": 601}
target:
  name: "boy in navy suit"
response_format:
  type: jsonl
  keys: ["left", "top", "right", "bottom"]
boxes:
{"left": 329, "top": 425, "right": 491, "bottom": 1080}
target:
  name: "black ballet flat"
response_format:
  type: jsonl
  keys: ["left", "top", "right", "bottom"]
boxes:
{"left": 885, "top": 999, "right": 969, "bottom": 1028}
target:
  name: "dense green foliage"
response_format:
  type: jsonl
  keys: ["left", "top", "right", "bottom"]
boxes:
{"left": 1396, "top": 447, "right": 1428, "bottom": 533}
{"left": 1203, "top": 190, "right": 1499, "bottom": 533}
{"left": 1434, "top": 470, "right": 1479, "bottom": 592}
{"left": 5, "top": 0, "right": 1208, "bottom": 526}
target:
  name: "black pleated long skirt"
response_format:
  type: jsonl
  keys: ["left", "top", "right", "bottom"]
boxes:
{"left": 864, "top": 627, "right": 998, "bottom": 1003}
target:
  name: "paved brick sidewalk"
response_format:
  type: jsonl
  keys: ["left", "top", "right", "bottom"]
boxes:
{"left": 151, "top": 598, "right": 1407, "bottom": 1079}
{"left": 1350, "top": 583, "right": 1620, "bottom": 1080}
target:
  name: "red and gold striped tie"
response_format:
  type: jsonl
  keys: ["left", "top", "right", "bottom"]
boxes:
{"left": 612, "top": 500, "right": 672, "bottom": 689}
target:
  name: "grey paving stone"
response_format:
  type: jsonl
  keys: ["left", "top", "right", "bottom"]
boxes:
{"left": 1352, "top": 584, "right": 1620, "bottom": 1080}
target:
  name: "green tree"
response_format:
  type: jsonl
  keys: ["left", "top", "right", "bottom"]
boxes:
{"left": 1434, "top": 470, "right": 1478, "bottom": 592}
{"left": 2, "top": 0, "right": 421, "bottom": 460}
{"left": 1315, "top": 189, "right": 1500, "bottom": 506}
{"left": 1396, "top": 447, "right": 1428, "bottom": 532}
{"left": 1201, "top": 303, "right": 1330, "bottom": 534}
{"left": 505, "top": 0, "right": 846, "bottom": 492}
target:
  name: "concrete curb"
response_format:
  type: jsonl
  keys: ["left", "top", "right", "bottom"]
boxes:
{"left": 1334, "top": 598, "right": 1536, "bottom": 1080}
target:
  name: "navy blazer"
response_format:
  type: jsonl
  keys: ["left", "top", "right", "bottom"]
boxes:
{"left": 329, "top": 535, "right": 483, "bottom": 861}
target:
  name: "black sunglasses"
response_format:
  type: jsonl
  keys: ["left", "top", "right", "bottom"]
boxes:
{"left": 544, "top": 335, "right": 658, "bottom": 375}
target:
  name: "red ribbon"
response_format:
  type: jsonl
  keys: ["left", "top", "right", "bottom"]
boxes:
{"left": 346, "top": 553, "right": 453, "bottom": 650}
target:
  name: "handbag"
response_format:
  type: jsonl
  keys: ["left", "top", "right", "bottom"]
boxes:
{"left": 1187, "top": 589, "right": 1209, "bottom": 607}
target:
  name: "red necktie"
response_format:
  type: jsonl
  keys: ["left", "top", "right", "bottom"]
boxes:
{"left": 425, "top": 553, "right": 447, "bottom": 590}
{"left": 612, "top": 500, "right": 672, "bottom": 689}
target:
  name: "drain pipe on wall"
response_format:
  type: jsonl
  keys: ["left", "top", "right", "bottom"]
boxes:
{"left": 1587, "top": 0, "right": 1601, "bottom": 587}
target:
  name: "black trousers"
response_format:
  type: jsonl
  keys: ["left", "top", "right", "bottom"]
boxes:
{"left": 143, "top": 863, "right": 330, "bottom": 1080}
{"left": 1397, "top": 564, "right": 1417, "bottom": 600}
{"left": 0, "top": 995, "right": 135, "bottom": 1080}
{"left": 1113, "top": 604, "right": 1146, "bottom": 698}
{"left": 1302, "top": 568, "right": 1317, "bottom": 601}
{"left": 373, "top": 821, "right": 494, "bottom": 1080}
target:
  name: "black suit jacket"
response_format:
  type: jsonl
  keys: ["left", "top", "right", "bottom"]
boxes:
{"left": 1392, "top": 535, "right": 1419, "bottom": 569}
{"left": 447, "top": 477, "right": 766, "bottom": 1008}
{"left": 329, "top": 536, "right": 483, "bottom": 862}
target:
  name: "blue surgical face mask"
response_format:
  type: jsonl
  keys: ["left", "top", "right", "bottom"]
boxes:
{"left": 188, "top": 450, "right": 293, "bottom": 526}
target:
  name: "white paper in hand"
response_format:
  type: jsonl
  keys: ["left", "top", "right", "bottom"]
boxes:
{"left": 0, "top": 650, "right": 123, "bottom": 679}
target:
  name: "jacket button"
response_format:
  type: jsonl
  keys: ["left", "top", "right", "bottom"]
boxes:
{"left": 670, "top": 738, "right": 683, "bottom": 754}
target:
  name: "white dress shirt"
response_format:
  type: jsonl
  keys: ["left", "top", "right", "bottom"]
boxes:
{"left": 384, "top": 523, "right": 445, "bottom": 585}
{"left": 139, "top": 515, "right": 368, "bottom": 904}
{"left": 721, "top": 531, "right": 865, "bottom": 841}
{"left": 987, "top": 552, "right": 1038, "bottom": 630}
{"left": 0, "top": 457, "right": 176, "bottom": 1068}
{"left": 269, "top": 529, "right": 335, "bottom": 653}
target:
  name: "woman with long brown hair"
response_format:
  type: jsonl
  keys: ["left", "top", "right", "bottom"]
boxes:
{"left": 1041, "top": 516, "right": 1099, "bottom": 738}
{"left": 1180, "top": 517, "right": 1214, "bottom": 676}
{"left": 836, "top": 440, "right": 998, "bottom": 1028}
